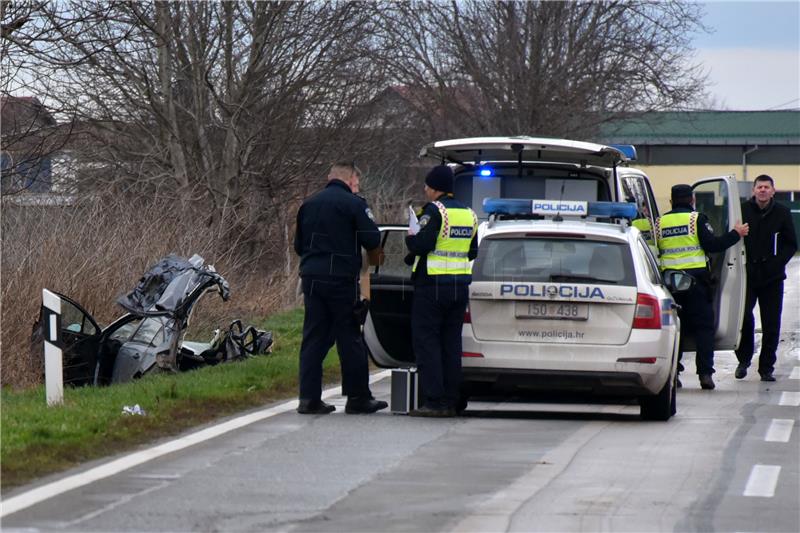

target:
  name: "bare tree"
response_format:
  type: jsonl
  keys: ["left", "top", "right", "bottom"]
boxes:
{"left": 375, "top": 0, "right": 708, "bottom": 139}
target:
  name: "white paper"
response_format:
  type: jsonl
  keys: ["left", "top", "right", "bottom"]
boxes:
{"left": 408, "top": 206, "right": 420, "bottom": 235}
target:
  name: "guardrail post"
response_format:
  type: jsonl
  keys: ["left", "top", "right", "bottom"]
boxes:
{"left": 42, "top": 289, "right": 64, "bottom": 406}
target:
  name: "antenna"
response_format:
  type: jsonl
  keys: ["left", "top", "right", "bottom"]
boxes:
{"left": 553, "top": 180, "right": 566, "bottom": 222}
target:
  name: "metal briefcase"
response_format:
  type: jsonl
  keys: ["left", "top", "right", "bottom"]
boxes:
{"left": 390, "top": 368, "right": 424, "bottom": 414}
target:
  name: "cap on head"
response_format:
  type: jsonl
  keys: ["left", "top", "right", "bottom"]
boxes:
{"left": 425, "top": 165, "right": 454, "bottom": 194}
{"left": 671, "top": 184, "right": 693, "bottom": 202}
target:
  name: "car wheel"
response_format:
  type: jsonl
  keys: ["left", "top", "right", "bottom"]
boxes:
{"left": 669, "top": 372, "right": 677, "bottom": 416}
{"left": 640, "top": 374, "right": 674, "bottom": 421}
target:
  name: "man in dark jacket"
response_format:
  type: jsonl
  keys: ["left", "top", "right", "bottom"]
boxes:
{"left": 656, "top": 184, "right": 749, "bottom": 390}
{"left": 735, "top": 175, "right": 798, "bottom": 382}
{"left": 405, "top": 165, "right": 478, "bottom": 416}
{"left": 294, "top": 162, "right": 388, "bottom": 415}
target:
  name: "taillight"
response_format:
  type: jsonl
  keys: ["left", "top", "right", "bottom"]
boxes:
{"left": 464, "top": 307, "right": 471, "bottom": 323}
{"left": 463, "top": 352, "right": 483, "bottom": 358}
{"left": 633, "top": 293, "right": 661, "bottom": 329}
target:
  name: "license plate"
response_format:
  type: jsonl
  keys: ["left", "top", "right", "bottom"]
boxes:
{"left": 515, "top": 301, "right": 589, "bottom": 320}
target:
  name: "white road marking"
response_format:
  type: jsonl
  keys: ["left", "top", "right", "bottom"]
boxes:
{"left": 0, "top": 370, "right": 392, "bottom": 517}
{"left": 779, "top": 391, "right": 800, "bottom": 406}
{"left": 743, "top": 464, "right": 781, "bottom": 497}
{"left": 764, "top": 419, "right": 794, "bottom": 443}
{"left": 790, "top": 367, "right": 800, "bottom": 379}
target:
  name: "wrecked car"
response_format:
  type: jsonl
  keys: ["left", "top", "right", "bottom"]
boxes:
{"left": 38, "top": 254, "right": 273, "bottom": 386}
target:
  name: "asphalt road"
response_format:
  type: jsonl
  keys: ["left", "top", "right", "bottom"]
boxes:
{"left": 3, "top": 259, "right": 799, "bottom": 532}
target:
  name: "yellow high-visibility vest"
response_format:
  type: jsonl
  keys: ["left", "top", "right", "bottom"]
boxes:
{"left": 632, "top": 217, "right": 659, "bottom": 257}
{"left": 413, "top": 201, "right": 477, "bottom": 275}
{"left": 655, "top": 211, "right": 707, "bottom": 271}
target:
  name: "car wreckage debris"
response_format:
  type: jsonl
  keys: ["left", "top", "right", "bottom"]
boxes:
{"left": 35, "top": 254, "right": 274, "bottom": 386}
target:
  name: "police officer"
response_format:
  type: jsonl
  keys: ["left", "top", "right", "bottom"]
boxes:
{"left": 293, "top": 162, "right": 388, "bottom": 415}
{"left": 735, "top": 175, "right": 797, "bottom": 381}
{"left": 655, "top": 184, "right": 749, "bottom": 390}
{"left": 405, "top": 165, "right": 478, "bottom": 417}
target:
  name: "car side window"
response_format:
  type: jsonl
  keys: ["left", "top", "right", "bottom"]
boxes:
{"left": 621, "top": 175, "right": 657, "bottom": 226}
{"left": 108, "top": 319, "right": 142, "bottom": 342}
{"left": 693, "top": 180, "right": 730, "bottom": 235}
{"left": 61, "top": 300, "right": 97, "bottom": 335}
{"left": 376, "top": 229, "right": 412, "bottom": 279}
{"left": 130, "top": 317, "right": 166, "bottom": 346}
{"left": 636, "top": 237, "right": 661, "bottom": 285}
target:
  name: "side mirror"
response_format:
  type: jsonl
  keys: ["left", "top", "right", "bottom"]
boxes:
{"left": 663, "top": 270, "right": 695, "bottom": 293}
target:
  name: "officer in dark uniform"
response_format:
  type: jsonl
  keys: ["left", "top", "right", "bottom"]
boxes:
{"left": 294, "top": 162, "right": 388, "bottom": 415}
{"left": 405, "top": 165, "right": 478, "bottom": 417}
{"left": 655, "top": 184, "right": 749, "bottom": 390}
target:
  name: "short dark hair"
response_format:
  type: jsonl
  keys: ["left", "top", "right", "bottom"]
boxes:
{"left": 753, "top": 174, "right": 774, "bottom": 187}
{"left": 331, "top": 161, "right": 361, "bottom": 178}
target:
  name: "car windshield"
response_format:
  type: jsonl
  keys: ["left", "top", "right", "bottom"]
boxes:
{"left": 473, "top": 237, "right": 636, "bottom": 286}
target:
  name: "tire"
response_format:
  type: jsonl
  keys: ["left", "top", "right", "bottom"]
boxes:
{"left": 640, "top": 373, "right": 674, "bottom": 421}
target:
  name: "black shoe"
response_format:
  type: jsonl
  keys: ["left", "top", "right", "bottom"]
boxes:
{"left": 699, "top": 374, "right": 715, "bottom": 390}
{"left": 297, "top": 399, "right": 336, "bottom": 415}
{"left": 408, "top": 405, "right": 454, "bottom": 418}
{"left": 676, "top": 376, "right": 682, "bottom": 388}
{"left": 345, "top": 397, "right": 388, "bottom": 414}
{"left": 760, "top": 372, "right": 776, "bottom": 382}
{"left": 735, "top": 365, "right": 748, "bottom": 379}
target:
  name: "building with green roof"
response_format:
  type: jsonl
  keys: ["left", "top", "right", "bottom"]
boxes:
{"left": 599, "top": 110, "right": 800, "bottom": 213}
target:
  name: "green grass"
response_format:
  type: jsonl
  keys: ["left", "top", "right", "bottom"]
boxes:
{"left": 1, "top": 307, "right": 344, "bottom": 490}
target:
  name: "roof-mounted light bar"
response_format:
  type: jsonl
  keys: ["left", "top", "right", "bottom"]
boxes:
{"left": 482, "top": 198, "right": 638, "bottom": 219}
{"left": 609, "top": 144, "right": 637, "bottom": 161}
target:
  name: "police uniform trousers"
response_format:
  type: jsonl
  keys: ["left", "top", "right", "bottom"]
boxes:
{"left": 736, "top": 279, "right": 784, "bottom": 376}
{"left": 674, "top": 281, "right": 716, "bottom": 375}
{"left": 411, "top": 283, "right": 469, "bottom": 409}
{"left": 299, "top": 276, "right": 369, "bottom": 401}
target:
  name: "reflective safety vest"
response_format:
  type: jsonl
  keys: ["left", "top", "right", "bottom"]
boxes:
{"left": 655, "top": 211, "right": 707, "bottom": 271}
{"left": 413, "top": 201, "right": 478, "bottom": 275}
{"left": 631, "top": 217, "right": 653, "bottom": 244}
{"left": 632, "top": 217, "right": 659, "bottom": 257}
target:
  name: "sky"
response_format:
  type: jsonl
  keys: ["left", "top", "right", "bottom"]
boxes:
{"left": 692, "top": 1, "right": 800, "bottom": 110}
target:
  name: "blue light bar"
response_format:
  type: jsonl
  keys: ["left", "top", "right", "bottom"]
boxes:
{"left": 609, "top": 144, "right": 637, "bottom": 161}
{"left": 482, "top": 198, "right": 637, "bottom": 219}
{"left": 478, "top": 166, "right": 494, "bottom": 177}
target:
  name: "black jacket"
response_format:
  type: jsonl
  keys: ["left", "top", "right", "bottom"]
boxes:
{"left": 404, "top": 194, "right": 479, "bottom": 286}
{"left": 741, "top": 197, "right": 798, "bottom": 287}
{"left": 294, "top": 179, "right": 381, "bottom": 279}
{"left": 662, "top": 204, "right": 741, "bottom": 285}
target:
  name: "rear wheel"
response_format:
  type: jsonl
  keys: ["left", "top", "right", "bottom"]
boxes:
{"left": 640, "top": 374, "right": 674, "bottom": 421}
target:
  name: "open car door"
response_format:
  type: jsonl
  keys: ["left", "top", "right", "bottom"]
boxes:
{"left": 690, "top": 175, "right": 746, "bottom": 350}
{"left": 363, "top": 225, "right": 415, "bottom": 368}
{"left": 41, "top": 290, "right": 102, "bottom": 386}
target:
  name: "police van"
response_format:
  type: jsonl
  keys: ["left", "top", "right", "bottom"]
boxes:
{"left": 363, "top": 137, "right": 745, "bottom": 420}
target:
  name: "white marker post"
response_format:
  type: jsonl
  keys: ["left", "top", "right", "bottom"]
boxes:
{"left": 42, "top": 288, "right": 64, "bottom": 406}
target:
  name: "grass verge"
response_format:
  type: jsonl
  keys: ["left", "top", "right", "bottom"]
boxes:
{"left": 1, "top": 307, "right": 344, "bottom": 490}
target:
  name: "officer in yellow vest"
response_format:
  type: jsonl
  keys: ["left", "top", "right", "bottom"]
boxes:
{"left": 405, "top": 165, "right": 478, "bottom": 417}
{"left": 631, "top": 202, "right": 658, "bottom": 257}
{"left": 655, "top": 184, "right": 749, "bottom": 390}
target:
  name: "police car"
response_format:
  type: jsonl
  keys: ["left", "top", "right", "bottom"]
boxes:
{"left": 364, "top": 137, "right": 746, "bottom": 420}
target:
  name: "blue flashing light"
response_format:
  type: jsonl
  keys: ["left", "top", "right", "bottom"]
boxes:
{"left": 478, "top": 166, "right": 494, "bottom": 177}
{"left": 482, "top": 198, "right": 638, "bottom": 219}
{"left": 609, "top": 144, "right": 637, "bottom": 161}
{"left": 588, "top": 201, "right": 637, "bottom": 218}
